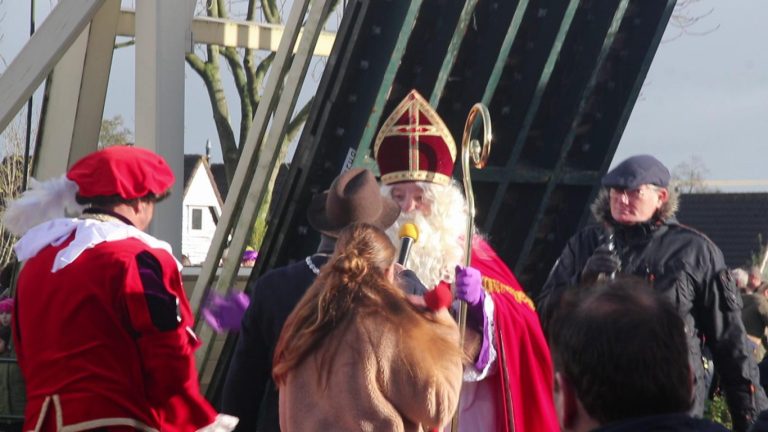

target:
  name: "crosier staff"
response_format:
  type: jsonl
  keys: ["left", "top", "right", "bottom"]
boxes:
{"left": 450, "top": 103, "right": 492, "bottom": 432}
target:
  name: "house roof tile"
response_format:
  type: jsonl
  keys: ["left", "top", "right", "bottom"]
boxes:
{"left": 677, "top": 193, "right": 768, "bottom": 268}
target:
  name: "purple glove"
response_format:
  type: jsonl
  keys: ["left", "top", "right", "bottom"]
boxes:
{"left": 455, "top": 265, "right": 491, "bottom": 370}
{"left": 454, "top": 265, "right": 484, "bottom": 306}
{"left": 202, "top": 292, "right": 250, "bottom": 333}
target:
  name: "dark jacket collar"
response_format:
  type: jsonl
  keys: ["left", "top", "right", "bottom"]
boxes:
{"left": 611, "top": 217, "right": 676, "bottom": 246}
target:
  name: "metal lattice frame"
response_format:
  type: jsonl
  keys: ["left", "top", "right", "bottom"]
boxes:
{"left": 257, "top": 0, "right": 677, "bottom": 296}
{"left": 0, "top": 0, "right": 678, "bottom": 406}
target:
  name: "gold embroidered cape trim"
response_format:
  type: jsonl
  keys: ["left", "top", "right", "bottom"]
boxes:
{"left": 482, "top": 277, "right": 535, "bottom": 311}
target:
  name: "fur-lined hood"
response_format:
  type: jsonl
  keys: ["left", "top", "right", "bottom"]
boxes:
{"left": 590, "top": 187, "right": 679, "bottom": 226}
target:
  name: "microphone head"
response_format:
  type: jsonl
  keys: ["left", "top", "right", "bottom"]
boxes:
{"left": 399, "top": 223, "right": 419, "bottom": 242}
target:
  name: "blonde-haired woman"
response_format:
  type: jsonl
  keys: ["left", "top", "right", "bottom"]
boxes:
{"left": 273, "top": 222, "right": 463, "bottom": 432}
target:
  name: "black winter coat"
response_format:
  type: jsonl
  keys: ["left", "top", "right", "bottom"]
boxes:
{"left": 538, "top": 218, "right": 768, "bottom": 432}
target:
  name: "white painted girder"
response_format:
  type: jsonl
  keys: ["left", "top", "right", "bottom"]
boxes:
{"left": 135, "top": 0, "right": 196, "bottom": 258}
{"left": 0, "top": 0, "right": 107, "bottom": 134}
{"left": 116, "top": 9, "right": 336, "bottom": 57}
{"left": 34, "top": 0, "right": 121, "bottom": 180}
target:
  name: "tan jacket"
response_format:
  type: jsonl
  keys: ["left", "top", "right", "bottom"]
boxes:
{"left": 279, "top": 309, "right": 463, "bottom": 432}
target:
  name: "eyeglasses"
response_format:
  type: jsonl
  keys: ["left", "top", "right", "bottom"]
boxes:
{"left": 609, "top": 186, "right": 658, "bottom": 200}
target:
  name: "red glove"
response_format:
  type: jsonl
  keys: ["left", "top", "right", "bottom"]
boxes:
{"left": 424, "top": 283, "right": 453, "bottom": 311}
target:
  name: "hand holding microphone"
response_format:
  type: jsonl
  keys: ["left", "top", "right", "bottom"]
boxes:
{"left": 395, "top": 222, "right": 444, "bottom": 309}
{"left": 582, "top": 242, "right": 621, "bottom": 282}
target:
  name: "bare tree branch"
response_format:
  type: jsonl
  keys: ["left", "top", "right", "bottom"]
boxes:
{"left": 215, "top": 0, "right": 228, "bottom": 19}
{"left": 220, "top": 47, "right": 253, "bottom": 146}
{"left": 671, "top": 155, "right": 717, "bottom": 193}
{"left": 185, "top": 51, "right": 208, "bottom": 77}
{"left": 261, "top": 0, "right": 281, "bottom": 24}
{"left": 666, "top": 0, "right": 719, "bottom": 42}
{"left": 114, "top": 39, "right": 136, "bottom": 50}
{"left": 186, "top": 0, "right": 339, "bottom": 201}
{"left": 284, "top": 95, "right": 314, "bottom": 145}
{"left": 252, "top": 52, "right": 275, "bottom": 104}
{"left": 0, "top": 117, "right": 29, "bottom": 267}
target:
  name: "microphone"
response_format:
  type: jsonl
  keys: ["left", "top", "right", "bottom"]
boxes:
{"left": 598, "top": 226, "right": 620, "bottom": 281}
{"left": 397, "top": 223, "right": 419, "bottom": 266}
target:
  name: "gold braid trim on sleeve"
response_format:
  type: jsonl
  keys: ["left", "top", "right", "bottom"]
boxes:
{"left": 481, "top": 276, "right": 536, "bottom": 311}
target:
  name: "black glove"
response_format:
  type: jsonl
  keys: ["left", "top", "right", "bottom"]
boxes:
{"left": 582, "top": 244, "right": 621, "bottom": 282}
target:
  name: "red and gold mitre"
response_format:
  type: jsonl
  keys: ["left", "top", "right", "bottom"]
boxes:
{"left": 374, "top": 90, "right": 457, "bottom": 185}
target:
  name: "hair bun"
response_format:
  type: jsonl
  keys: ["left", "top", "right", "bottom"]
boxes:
{"left": 332, "top": 251, "right": 369, "bottom": 286}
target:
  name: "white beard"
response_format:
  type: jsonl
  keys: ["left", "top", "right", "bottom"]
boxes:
{"left": 384, "top": 182, "right": 469, "bottom": 290}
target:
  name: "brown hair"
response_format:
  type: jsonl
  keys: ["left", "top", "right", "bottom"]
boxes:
{"left": 273, "top": 222, "right": 461, "bottom": 386}
{"left": 549, "top": 278, "right": 692, "bottom": 423}
{"left": 75, "top": 191, "right": 170, "bottom": 208}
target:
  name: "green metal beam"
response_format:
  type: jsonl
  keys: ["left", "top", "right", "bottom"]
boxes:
{"left": 480, "top": 0, "right": 530, "bottom": 106}
{"left": 572, "top": 0, "right": 678, "bottom": 234}
{"left": 482, "top": 0, "right": 581, "bottom": 233}
{"left": 513, "top": 0, "right": 630, "bottom": 276}
{"left": 472, "top": 166, "right": 601, "bottom": 185}
{"left": 598, "top": 0, "right": 678, "bottom": 175}
{"left": 429, "top": 0, "right": 480, "bottom": 106}
{"left": 353, "top": 0, "right": 424, "bottom": 169}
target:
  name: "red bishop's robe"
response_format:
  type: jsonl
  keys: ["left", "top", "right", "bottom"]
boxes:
{"left": 13, "top": 220, "right": 216, "bottom": 432}
{"left": 448, "top": 238, "right": 558, "bottom": 432}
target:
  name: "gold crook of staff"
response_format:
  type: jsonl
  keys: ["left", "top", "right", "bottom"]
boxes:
{"left": 450, "top": 103, "right": 492, "bottom": 432}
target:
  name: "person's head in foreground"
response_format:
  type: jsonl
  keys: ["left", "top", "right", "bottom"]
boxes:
{"left": 549, "top": 278, "right": 694, "bottom": 432}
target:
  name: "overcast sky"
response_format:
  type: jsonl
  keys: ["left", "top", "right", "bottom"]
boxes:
{"left": 616, "top": 0, "right": 768, "bottom": 188}
{"left": 1, "top": 1, "right": 766, "bottom": 189}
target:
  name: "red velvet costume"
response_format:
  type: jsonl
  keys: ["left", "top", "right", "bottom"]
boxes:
{"left": 432, "top": 239, "right": 557, "bottom": 432}
{"left": 469, "top": 238, "right": 558, "bottom": 432}
{"left": 5, "top": 146, "right": 220, "bottom": 432}
{"left": 13, "top": 228, "right": 216, "bottom": 432}
{"left": 375, "top": 91, "right": 558, "bottom": 432}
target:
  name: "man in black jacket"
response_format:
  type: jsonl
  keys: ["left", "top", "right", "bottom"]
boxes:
{"left": 538, "top": 154, "right": 767, "bottom": 431}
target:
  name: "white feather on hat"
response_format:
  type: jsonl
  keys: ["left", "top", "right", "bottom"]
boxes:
{"left": 2, "top": 176, "right": 86, "bottom": 237}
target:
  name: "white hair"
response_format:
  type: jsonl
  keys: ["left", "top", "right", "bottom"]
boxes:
{"left": 731, "top": 268, "right": 749, "bottom": 288}
{"left": 382, "top": 181, "right": 472, "bottom": 289}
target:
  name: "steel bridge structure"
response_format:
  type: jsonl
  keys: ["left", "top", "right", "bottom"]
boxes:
{"left": 0, "top": 0, "right": 676, "bottom": 407}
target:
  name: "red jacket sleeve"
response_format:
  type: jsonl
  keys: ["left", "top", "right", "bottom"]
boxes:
{"left": 124, "top": 249, "right": 216, "bottom": 430}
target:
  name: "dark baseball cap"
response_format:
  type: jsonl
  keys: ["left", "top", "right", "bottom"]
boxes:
{"left": 601, "top": 154, "right": 670, "bottom": 189}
